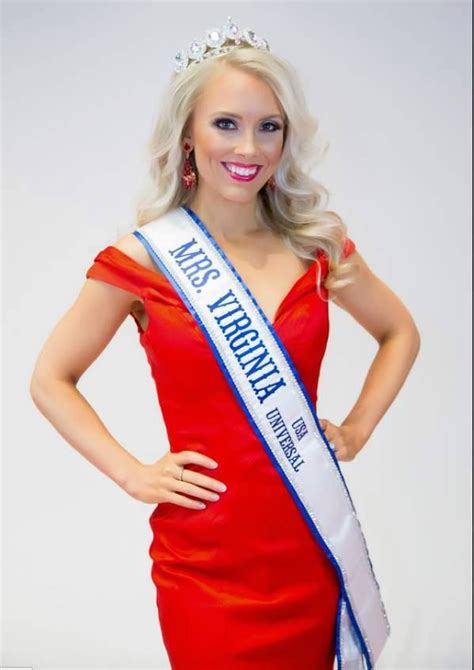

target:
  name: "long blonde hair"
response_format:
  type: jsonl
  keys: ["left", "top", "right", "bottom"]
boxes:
{"left": 133, "top": 46, "right": 358, "bottom": 295}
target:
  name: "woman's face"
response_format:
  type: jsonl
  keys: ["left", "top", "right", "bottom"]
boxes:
{"left": 186, "top": 66, "right": 285, "bottom": 205}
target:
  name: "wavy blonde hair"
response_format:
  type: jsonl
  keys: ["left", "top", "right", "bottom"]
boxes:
{"left": 133, "top": 46, "right": 358, "bottom": 297}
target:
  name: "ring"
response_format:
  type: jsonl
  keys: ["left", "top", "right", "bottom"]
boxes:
{"left": 179, "top": 466, "right": 185, "bottom": 481}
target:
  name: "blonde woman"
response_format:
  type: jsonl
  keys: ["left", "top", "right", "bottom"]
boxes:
{"left": 30, "top": 17, "right": 420, "bottom": 670}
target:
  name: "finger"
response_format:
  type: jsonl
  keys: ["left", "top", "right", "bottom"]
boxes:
{"left": 321, "top": 428, "right": 335, "bottom": 444}
{"left": 163, "top": 490, "right": 208, "bottom": 510}
{"left": 335, "top": 446, "right": 347, "bottom": 461}
{"left": 320, "top": 420, "right": 335, "bottom": 441}
{"left": 175, "top": 450, "right": 219, "bottom": 470}
{"left": 177, "top": 469, "right": 227, "bottom": 493}
{"left": 171, "top": 478, "right": 221, "bottom": 502}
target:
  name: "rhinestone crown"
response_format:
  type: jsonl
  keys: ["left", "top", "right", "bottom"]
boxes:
{"left": 174, "top": 16, "right": 270, "bottom": 74}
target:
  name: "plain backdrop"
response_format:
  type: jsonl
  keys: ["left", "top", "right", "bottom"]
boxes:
{"left": 2, "top": 1, "right": 471, "bottom": 669}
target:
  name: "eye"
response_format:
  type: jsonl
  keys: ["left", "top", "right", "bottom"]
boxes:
{"left": 262, "top": 121, "right": 282, "bottom": 132}
{"left": 213, "top": 118, "right": 282, "bottom": 132}
{"left": 213, "top": 118, "right": 236, "bottom": 130}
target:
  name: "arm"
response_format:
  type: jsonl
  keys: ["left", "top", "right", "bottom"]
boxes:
{"left": 30, "top": 243, "right": 226, "bottom": 509}
{"left": 30, "top": 276, "right": 143, "bottom": 491}
{"left": 320, "top": 251, "right": 421, "bottom": 461}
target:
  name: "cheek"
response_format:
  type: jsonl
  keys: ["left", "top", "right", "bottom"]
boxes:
{"left": 264, "top": 134, "right": 284, "bottom": 160}
{"left": 267, "top": 144, "right": 283, "bottom": 165}
{"left": 195, "top": 129, "right": 229, "bottom": 159}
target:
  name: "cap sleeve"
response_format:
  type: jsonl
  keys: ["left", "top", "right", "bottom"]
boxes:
{"left": 316, "top": 236, "right": 356, "bottom": 267}
{"left": 315, "top": 236, "right": 357, "bottom": 285}
{"left": 341, "top": 236, "right": 356, "bottom": 259}
{"left": 85, "top": 246, "right": 152, "bottom": 297}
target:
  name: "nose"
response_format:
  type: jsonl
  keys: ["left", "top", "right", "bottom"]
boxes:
{"left": 234, "top": 128, "right": 259, "bottom": 158}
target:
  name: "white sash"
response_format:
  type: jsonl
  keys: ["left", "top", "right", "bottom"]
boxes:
{"left": 133, "top": 205, "right": 391, "bottom": 669}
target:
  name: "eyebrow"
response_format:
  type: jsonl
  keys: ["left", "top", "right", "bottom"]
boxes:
{"left": 212, "top": 111, "right": 284, "bottom": 121}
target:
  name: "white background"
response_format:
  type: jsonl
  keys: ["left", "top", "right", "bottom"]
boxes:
{"left": 2, "top": 1, "right": 471, "bottom": 669}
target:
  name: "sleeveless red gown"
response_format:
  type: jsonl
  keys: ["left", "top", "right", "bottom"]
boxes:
{"left": 86, "top": 232, "right": 356, "bottom": 670}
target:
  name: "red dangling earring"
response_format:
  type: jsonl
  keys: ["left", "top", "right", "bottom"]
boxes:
{"left": 266, "top": 175, "right": 276, "bottom": 192}
{"left": 181, "top": 141, "right": 197, "bottom": 189}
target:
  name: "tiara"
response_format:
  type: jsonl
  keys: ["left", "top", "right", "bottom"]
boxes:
{"left": 173, "top": 15, "right": 270, "bottom": 74}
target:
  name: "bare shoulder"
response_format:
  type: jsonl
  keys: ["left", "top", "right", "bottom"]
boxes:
{"left": 111, "top": 230, "right": 161, "bottom": 274}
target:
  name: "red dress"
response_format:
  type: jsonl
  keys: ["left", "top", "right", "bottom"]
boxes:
{"left": 86, "top": 233, "right": 356, "bottom": 670}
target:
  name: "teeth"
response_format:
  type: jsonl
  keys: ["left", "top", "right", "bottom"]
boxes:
{"left": 224, "top": 163, "right": 258, "bottom": 176}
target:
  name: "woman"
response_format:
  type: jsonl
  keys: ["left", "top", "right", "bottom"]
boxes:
{"left": 30, "top": 17, "right": 420, "bottom": 670}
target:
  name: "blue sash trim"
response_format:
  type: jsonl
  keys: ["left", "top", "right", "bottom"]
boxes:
{"left": 132, "top": 205, "right": 376, "bottom": 668}
{"left": 182, "top": 206, "right": 357, "bottom": 503}
{"left": 336, "top": 592, "right": 344, "bottom": 669}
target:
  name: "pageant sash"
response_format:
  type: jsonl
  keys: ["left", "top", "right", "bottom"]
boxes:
{"left": 133, "top": 205, "right": 391, "bottom": 669}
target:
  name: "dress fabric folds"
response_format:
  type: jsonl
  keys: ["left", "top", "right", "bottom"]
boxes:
{"left": 86, "top": 234, "right": 356, "bottom": 670}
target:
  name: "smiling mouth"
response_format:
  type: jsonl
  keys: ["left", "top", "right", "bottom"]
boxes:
{"left": 221, "top": 162, "right": 263, "bottom": 182}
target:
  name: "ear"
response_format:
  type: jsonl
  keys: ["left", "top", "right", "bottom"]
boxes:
{"left": 182, "top": 134, "right": 194, "bottom": 152}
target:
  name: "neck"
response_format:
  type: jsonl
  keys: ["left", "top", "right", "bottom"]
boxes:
{"left": 187, "top": 191, "right": 265, "bottom": 242}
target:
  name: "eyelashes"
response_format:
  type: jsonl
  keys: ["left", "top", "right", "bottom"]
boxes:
{"left": 212, "top": 118, "right": 282, "bottom": 132}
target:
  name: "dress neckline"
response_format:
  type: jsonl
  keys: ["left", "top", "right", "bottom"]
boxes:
{"left": 100, "top": 205, "right": 322, "bottom": 327}
{"left": 103, "top": 244, "right": 318, "bottom": 328}
{"left": 180, "top": 205, "right": 318, "bottom": 327}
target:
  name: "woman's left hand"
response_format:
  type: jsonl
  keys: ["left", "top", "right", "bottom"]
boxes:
{"left": 319, "top": 418, "right": 365, "bottom": 462}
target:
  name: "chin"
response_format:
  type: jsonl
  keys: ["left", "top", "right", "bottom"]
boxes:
{"left": 222, "top": 190, "right": 258, "bottom": 204}
{"left": 222, "top": 180, "right": 263, "bottom": 197}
